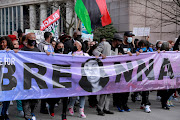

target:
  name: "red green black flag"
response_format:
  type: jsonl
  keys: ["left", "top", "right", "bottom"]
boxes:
{"left": 75, "top": 0, "right": 112, "bottom": 34}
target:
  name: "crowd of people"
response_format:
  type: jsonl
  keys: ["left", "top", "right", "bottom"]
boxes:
{"left": 0, "top": 29, "right": 180, "bottom": 120}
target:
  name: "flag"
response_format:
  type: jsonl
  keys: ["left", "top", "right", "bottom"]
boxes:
{"left": 40, "top": 9, "right": 60, "bottom": 31}
{"left": 75, "top": 0, "right": 112, "bottom": 34}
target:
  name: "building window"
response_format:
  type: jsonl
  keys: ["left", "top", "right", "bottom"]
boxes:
{"left": 13, "top": 6, "right": 16, "bottom": 31}
{"left": 2, "top": 8, "right": 4, "bottom": 35}
{"left": 0, "top": 9, "right": 1, "bottom": 35}
{"left": 17, "top": 6, "right": 21, "bottom": 29}
{"left": 6, "top": 8, "right": 8, "bottom": 35}
{"left": 9, "top": 7, "right": 12, "bottom": 34}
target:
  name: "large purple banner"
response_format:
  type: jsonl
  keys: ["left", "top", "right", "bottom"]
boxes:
{"left": 0, "top": 50, "right": 180, "bottom": 101}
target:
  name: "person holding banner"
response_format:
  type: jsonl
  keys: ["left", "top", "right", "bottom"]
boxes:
{"left": 136, "top": 40, "right": 153, "bottom": 113}
{"left": 38, "top": 32, "right": 57, "bottom": 116}
{"left": 114, "top": 31, "right": 135, "bottom": 113}
{"left": 21, "top": 33, "right": 40, "bottom": 120}
{"left": 68, "top": 41, "right": 89, "bottom": 119}
{"left": 93, "top": 34, "right": 123, "bottom": 116}
{"left": 0, "top": 36, "right": 14, "bottom": 120}
{"left": 159, "top": 42, "right": 175, "bottom": 110}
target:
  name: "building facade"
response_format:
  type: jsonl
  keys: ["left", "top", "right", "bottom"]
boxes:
{"left": 0, "top": 0, "right": 179, "bottom": 43}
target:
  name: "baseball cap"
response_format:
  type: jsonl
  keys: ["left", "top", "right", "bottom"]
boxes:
{"left": 124, "top": 31, "right": 135, "bottom": 37}
{"left": 114, "top": 33, "right": 123, "bottom": 41}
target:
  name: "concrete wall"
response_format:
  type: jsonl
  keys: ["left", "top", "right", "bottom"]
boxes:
{"left": 129, "top": 0, "right": 179, "bottom": 43}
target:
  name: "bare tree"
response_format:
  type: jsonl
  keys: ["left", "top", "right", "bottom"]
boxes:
{"left": 131, "top": 0, "right": 180, "bottom": 28}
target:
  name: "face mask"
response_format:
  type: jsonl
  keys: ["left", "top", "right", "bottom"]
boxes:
{"left": 28, "top": 39, "right": 36, "bottom": 46}
{"left": 158, "top": 44, "right": 162, "bottom": 48}
{"left": 73, "top": 46, "right": 78, "bottom": 52}
{"left": 57, "top": 48, "right": 64, "bottom": 53}
{"left": 127, "top": 37, "right": 132, "bottom": 43}
{"left": 141, "top": 47, "right": 147, "bottom": 52}
{"left": 75, "top": 35, "right": 82, "bottom": 41}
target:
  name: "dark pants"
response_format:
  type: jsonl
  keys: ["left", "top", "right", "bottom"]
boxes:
{"left": 88, "top": 95, "right": 98, "bottom": 107}
{"left": 1, "top": 101, "right": 10, "bottom": 116}
{"left": 46, "top": 98, "right": 68, "bottom": 115}
{"left": 159, "top": 89, "right": 175, "bottom": 107}
{"left": 141, "top": 91, "right": 151, "bottom": 105}
{"left": 22, "top": 99, "right": 38, "bottom": 120}
{"left": 113, "top": 92, "right": 129, "bottom": 108}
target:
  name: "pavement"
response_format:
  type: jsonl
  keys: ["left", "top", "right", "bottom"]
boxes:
{"left": 7, "top": 91, "right": 180, "bottom": 120}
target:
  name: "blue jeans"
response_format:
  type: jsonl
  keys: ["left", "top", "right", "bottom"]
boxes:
{"left": 69, "top": 96, "right": 85, "bottom": 108}
{"left": 1, "top": 101, "right": 10, "bottom": 115}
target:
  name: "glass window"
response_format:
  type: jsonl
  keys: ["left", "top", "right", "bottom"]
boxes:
{"left": 6, "top": 8, "right": 8, "bottom": 35}
{"left": 18, "top": 6, "right": 21, "bottom": 29}
{"left": 9, "top": 7, "right": 12, "bottom": 34}
{"left": 2, "top": 8, "right": 4, "bottom": 35}
{"left": 0, "top": 9, "right": 1, "bottom": 35}
{"left": 13, "top": 6, "right": 16, "bottom": 31}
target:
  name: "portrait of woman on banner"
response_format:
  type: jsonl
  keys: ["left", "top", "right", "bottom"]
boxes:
{"left": 79, "top": 58, "right": 109, "bottom": 93}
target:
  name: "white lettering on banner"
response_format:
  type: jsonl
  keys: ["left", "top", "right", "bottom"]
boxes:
{"left": 40, "top": 9, "right": 60, "bottom": 31}
{"left": 0, "top": 58, "right": 15, "bottom": 65}
{"left": 54, "top": 13, "right": 59, "bottom": 19}
{"left": 48, "top": 18, "right": 53, "bottom": 24}
{"left": 44, "top": 21, "right": 49, "bottom": 26}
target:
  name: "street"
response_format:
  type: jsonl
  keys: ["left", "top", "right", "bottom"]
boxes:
{"left": 7, "top": 91, "right": 180, "bottom": 120}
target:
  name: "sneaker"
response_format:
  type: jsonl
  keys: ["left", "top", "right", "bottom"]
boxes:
{"left": 123, "top": 105, "right": 131, "bottom": 112}
{"left": 62, "top": 114, "right": 67, "bottom": 120}
{"left": 162, "top": 105, "right": 170, "bottom": 110}
{"left": 117, "top": 106, "right": 124, "bottom": 112}
{"left": 32, "top": 116, "right": 36, "bottom": 120}
{"left": 96, "top": 108, "right": 105, "bottom": 116}
{"left": 68, "top": 106, "right": 74, "bottom": 116}
{"left": 79, "top": 108, "right": 86, "bottom": 118}
{"left": 97, "top": 110, "right": 105, "bottom": 116}
{"left": 144, "top": 105, "right": 151, "bottom": 113}
{"left": 103, "top": 110, "right": 114, "bottom": 114}
{"left": 50, "top": 113, "right": 54, "bottom": 117}
{"left": 140, "top": 104, "right": 145, "bottom": 109}
{"left": 18, "top": 111, "right": 24, "bottom": 117}
{"left": 6, "top": 110, "right": 9, "bottom": 115}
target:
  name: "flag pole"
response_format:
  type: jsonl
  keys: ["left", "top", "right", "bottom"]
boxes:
{"left": 76, "top": 19, "right": 81, "bottom": 31}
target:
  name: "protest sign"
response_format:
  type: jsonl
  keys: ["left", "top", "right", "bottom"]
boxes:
{"left": 25, "top": 29, "right": 45, "bottom": 44}
{"left": 133, "top": 27, "right": 150, "bottom": 36}
{"left": 0, "top": 51, "right": 180, "bottom": 101}
{"left": 81, "top": 23, "right": 93, "bottom": 42}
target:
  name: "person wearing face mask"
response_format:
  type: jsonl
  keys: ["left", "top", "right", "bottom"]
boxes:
{"left": 53, "top": 42, "right": 68, "bottom": 120}
{"left": 114, "top": 31, "right": 135, "bottom": 113}
{"left": 68, "top": 41, "right": 89, "bottom": 119}
{"left": 118, "top": 31, "right": 135, "bottom": 55}
{"left": 21, "top": 33, "right": 40, "bottom": 120}
{"left": 92, "top": 33, "right": 123, "bottom": 116}
{"left": 55, "top": 42, "right": 64, "bottom": 54}
{"left": 156, "top": 41, "right": 162, "bottom": 51}
{"left": 62, "top": 31, "right": 81, "bottom": 54}
{"left": 135, "top": 40, "right": 153, "bottom": 113}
